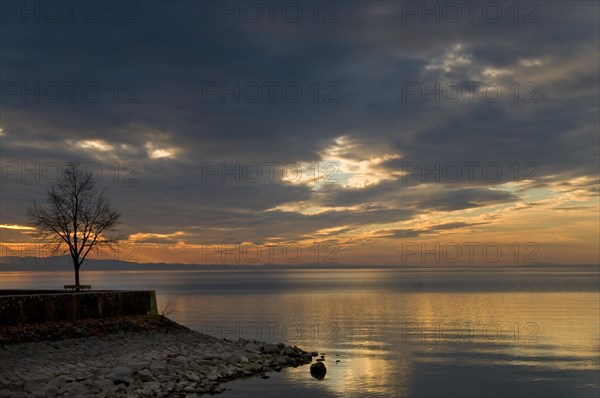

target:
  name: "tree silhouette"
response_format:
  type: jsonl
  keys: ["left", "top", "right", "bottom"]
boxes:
{"left": 27, "top": 163, "right": 122, "bottom": 290}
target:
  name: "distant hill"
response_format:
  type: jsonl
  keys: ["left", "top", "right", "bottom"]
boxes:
{"left": 0, "top": 255, "right": 595, "bottom": 272}
{"left": 0, "top": 256, "right": 241, "bottom": 271}
{"left": 0, "top": 255, "right": 350, "bottom": 271}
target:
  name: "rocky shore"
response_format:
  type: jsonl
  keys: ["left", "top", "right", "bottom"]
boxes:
{"left": 0, "top": 316, "right": 315, "bottom": 397}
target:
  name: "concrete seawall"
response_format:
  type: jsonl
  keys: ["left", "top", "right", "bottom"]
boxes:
{"left": 0, "top": 290, "right": 158, "bottom": 325}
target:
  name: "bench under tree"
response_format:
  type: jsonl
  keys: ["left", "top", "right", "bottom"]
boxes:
{"left": 63, "top": 285, "right": 92, "bottom": 291}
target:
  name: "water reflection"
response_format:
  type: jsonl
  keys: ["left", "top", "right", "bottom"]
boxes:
{"left": 1, "top": 268, "right": 598, "bottom": 397}
{"left": 159, "top": 278, "right": 599, "bottom": 397}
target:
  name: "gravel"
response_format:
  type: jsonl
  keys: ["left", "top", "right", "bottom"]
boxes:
{"left": 0, "top": 316, "right": 314, "bottom": 397}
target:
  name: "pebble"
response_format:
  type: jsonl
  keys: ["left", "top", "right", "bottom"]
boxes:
{"left": 0, "top": 325, "right": 312, "bottom": 397}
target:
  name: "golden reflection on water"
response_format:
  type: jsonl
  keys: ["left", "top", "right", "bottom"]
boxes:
{"left": 157, "top": 290, "right": 599, "bottom": 396}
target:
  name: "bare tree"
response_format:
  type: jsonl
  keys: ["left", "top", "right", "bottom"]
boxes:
{"left": 27, "top": 163, "right": 122, "bottom": 290}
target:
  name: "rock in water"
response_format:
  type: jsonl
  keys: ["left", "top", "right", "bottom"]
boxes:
{"left": 310, "top": 362, "right": 327, "bottom": 380}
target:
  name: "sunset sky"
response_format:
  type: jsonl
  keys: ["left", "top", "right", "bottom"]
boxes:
{"left": 1, "top": 1, "right": 598, "bottom": 265}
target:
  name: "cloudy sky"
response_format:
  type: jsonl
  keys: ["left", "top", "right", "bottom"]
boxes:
{"left": 1, "top": 1, "right": 598, "bottom": 265}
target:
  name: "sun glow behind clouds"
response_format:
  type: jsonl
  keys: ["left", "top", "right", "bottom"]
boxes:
{"left": 145, "top": 142, "right": 177, "bottom": 159}
{"left": 129, "top": 231, "right": 188, "bottom": 243}
{"left": 268, "top": 136, "right": 403, "bottom": 216}
{"left": 65, "top": 138, "right": 179, "bottom": 160}
{"left": 0, "top": 224, "right": 35, "bottom": 230}
{"left": 77, "top": 139, "right": 114, "bottom": 152}
{"left": 292, "top": 136, "right": 402, "bottom": 189}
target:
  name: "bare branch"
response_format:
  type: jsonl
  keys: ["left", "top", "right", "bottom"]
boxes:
{"left": 27, "top": 164, "right": 122, "bottom": 287}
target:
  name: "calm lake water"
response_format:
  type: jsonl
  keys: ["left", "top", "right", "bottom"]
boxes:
{"left": 2, "top": 266, "right": 599, "bottom": 397}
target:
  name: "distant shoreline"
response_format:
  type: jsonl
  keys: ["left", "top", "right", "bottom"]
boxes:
{"left": 0, "top": 315, "right": 315, "bottom": 397}
{"left": 2, "top": 255, "right": 597, "bottom": 272}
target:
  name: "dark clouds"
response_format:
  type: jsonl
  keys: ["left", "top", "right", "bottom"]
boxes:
{"left": 1, "top": 0, "right": 598, "bottom": 247}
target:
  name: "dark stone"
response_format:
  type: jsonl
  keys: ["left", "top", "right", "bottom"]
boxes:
{"left": 310, "top": 362, "right": 327, "bottom": 380}
{"left": 301, "top": 353, "right": 313, "bottom": 361}
{"left": 261, "top": 343, "right": 280, "bottom": 354}
{"left": 283, "top": 346, "right": 299, "bottom": 357}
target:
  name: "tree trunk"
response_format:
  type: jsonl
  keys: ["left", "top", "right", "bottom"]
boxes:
{"left": 73, "top": 257, "right": 81, "bottom": 291}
